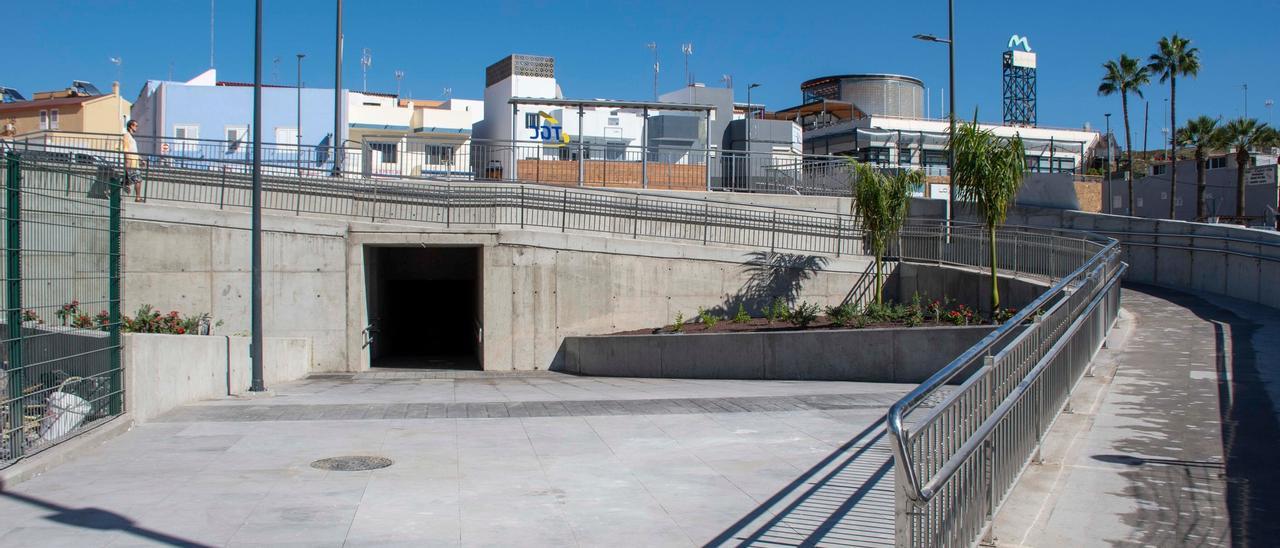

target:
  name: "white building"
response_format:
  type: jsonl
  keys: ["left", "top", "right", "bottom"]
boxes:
{"left": 347, "top": 91, "right": 483, "bottom": 177}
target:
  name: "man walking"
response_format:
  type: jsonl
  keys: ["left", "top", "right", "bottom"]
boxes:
{"left": 121, "top": 119, "right": 144, "bottom": 202}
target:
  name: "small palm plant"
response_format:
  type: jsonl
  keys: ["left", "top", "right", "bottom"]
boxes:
{"left": 1220, "top": 118, "right": 1279, "bottom": 217}
{"left": 949, "top": 115, "right": 1026, "bottom": 312}
{"left": 1176, "top": 116, "right": 1225, "bottom": 220}
{"left": 851, "top": 161, "right": 920, "bottom": 306}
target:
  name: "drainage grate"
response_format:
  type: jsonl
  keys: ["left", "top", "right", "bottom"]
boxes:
{"left": 310, "top": 456, "right": 394, "bottom": 471}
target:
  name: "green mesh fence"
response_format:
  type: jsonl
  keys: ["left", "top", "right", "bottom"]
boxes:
{"left": 1, "top": 151, "right": 123, "bottom": 467}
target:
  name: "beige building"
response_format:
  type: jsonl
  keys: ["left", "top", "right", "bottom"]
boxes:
{"left": 0, "top": 82, "right": 132, "bottom": 139}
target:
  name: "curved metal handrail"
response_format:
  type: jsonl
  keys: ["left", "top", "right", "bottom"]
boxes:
{"left": 886, "top": 223, "right": 1120, "bottom": 503}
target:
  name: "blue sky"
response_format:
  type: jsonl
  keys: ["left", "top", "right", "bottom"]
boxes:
{"left": 3, "top": 0, "right": 1277, "bottom": 147}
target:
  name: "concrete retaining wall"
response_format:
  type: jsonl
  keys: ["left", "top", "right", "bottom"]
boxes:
{"left": 889, "top": 262, "right": 1047, "bottom": 314}
{"left": 928, "top": 203, "right": 1280, "bottom": 310}
{"left": 123, "top": 333, "right": 311, "bottom": 422}
{"left": 561, "top": 325, "right": 996, "bottom": 382}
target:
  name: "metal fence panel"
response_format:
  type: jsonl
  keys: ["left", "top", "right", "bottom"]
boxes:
{"left": 1, "top": 152, "right": 123, "bottom": 468}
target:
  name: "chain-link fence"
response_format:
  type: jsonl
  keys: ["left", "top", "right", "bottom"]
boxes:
{"left": 1, "top": 150, "right": 123, "bottom": 468}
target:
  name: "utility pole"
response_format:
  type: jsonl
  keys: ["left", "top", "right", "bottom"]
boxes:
{"left": 1142, "top": 101, "right": 1149, "bottom": 165}
{"left": 297, "top": 53, "right": 305, "bottom": 176}
{"left": 210, "top": 0, "right": 215, "bottom": 68}
{"left": 682, "top": 43, "right": 693, "bottom": 87}
{"left": 333, "top": 0, "right": 343, "bottom": 176}
{"left": 646, "top": 42, "right": 658, "bottom": 101}
{"left": 1242, "top": 83, "right": 1248, "bottom": 118}
{"left": 250, "top": 0, "right": 265, "bottom": 392}
{"left": 1105, "top": 113, "right": 1112, "bottom": 212}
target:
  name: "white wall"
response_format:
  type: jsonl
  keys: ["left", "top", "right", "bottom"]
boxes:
{"left": 348, "top": 91, "right": 413, "bottom": 128}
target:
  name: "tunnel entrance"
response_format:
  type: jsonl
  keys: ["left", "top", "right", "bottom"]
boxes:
{"left": 364, "top": 246, "right": 482, "bottom": 369}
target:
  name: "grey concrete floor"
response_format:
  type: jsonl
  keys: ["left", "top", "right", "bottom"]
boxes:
{"left": 0, "top": 375, "right": 914, "bottom": 547}
{"left": 993, "top": 285, "right": 1280, "bottom": 547}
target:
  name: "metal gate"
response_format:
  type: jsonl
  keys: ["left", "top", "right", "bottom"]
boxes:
{"left": 1, "top": 151, "right": 123, "bottom": 468}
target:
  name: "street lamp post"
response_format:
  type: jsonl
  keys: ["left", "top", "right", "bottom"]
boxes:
{"left": 913, "top": 2, "right": 955, "bottom": 227}
{"left": 1104, "top": 112, "right": 1113, "bottom": 213}
{"left": 249, "top": 0, "right": 265, "bottom": 392}
{"left": 296, "top": 53, "right": 305, "bottom": 176}
{"left": 746, "top": 83, "right": 760, "bottom": 151}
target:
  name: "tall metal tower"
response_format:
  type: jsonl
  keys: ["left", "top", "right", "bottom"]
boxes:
{"left": 1002, "top": 35, "right": 1037, "bottom": 127}
{"left": 360, "top": 48, "right": 372, "bottom": 92}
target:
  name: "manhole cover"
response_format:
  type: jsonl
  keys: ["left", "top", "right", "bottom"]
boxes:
{"left": 310, "top": 456, "right": 393, "bottom": 471}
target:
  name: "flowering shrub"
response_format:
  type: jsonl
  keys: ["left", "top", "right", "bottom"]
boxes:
{"left": 70, "top": 313, "right": 94, "bottom": 329}
{"left": 94, "top": 310, "right": 110, "bottom": 329}
{"left": 21, "top": 309, "right": 42, "bottom": 324}
{"left": 55, "top": 300, "right": 81, "bottom": 326}
{"left": 121, "top": 305, "right": 216, "bottom": 335}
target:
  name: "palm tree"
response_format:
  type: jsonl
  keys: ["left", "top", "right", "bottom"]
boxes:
{"left": 949, "top": 115, "right": 1025, "bottom": 312}
{"left": 1221, "top": 118, "right": 1279, "bottom": 217}
{"left": 1177, "top": 116, "right": 1224, "bottom": 220}
{"left": 1148, "top": 34, "right": 1200, "bottom": 219}
{"left": 1097, "top": 54, "right": 1149, "bottom": 214}
{"left": 851, "top": 162, "right": 920, "bottom": 306}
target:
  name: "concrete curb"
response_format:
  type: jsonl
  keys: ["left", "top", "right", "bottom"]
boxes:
{"left": 0, "top": 414, "right": 135, "bottom": 488}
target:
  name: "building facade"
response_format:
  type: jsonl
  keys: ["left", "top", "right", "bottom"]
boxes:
{"left": 1116, "top": 152, "right": 1280, "bottom": 224}
{"left": 0, "top": 81, "right": 131, "bottom": 139}
{"left": 130, "top": 69, "right": 348, "bottom": 169}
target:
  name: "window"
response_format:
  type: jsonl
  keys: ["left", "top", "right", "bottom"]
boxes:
{"left": 1052, "top": 157, "right": 1075, "bottom": 173}
{"left": 862, "top": 147, "right": 891, "bottom": 165}
{"left": 898, "top": 147, "right": 915, "bottom": 165}
{"left": 425, "top": 144, "right": 454, "bottom": 164}
{"left": 275, "top": 128, "right": 299, "bottom": 149}
{"left": 1152, "top": 164, "right": 1167, "bottom": 175}
{"left": 39, "top": 110, "right": 48, "bottom": 130}
{"left": 369, "top": 142, "right": 398, "bottom": 163}
{"left": 923, "top": 150, "right": 947, "bottom": 166}
{"left": 225, "top": 126, "right": 248, "bottom": 152}
{"left": 1207, "top": 157, "right": 1227, "bottom": 170}
{"left": 49, "top": 109, "right": 59, "bottom": 130}
{"left": 525, "top": 112, "right": 539, "bottom": 129}
{"left": 608, "top": 117, "right": 620, "bottom": 126}
{"left": 173, "top": 124, "right": 199, "bottom": 140}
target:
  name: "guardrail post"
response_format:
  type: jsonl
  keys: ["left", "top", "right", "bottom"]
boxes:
{"left": 835, "top": 215, "right": 842, "bottom": 257}
{"left": 561, "top": 188, "right": 567, "bottom": 233}
{"left": 445, "top": 184, "right": 452, "bottom": 227}
{"left": 702, "top": 202, "right": 709, "bottom": 245}
{"left": 770, "top": 211, "right": 777, "bottom": 253}
{"left": 519, "top": 185, "right": 525, "bottom": 229}
{"left": 895, "top": 463, "right": 914, "bottom": 548}
{"left": 5, "top": 152, "right": 24, "bottom": 461}
{"left": 219, "top": 167, "right": 227, "bottom": 209}
{"left": 633, "top": 195, "right": 639, "bottom": 239}
{"left": 981, "top": 437, "right": 998, "bottom": 547}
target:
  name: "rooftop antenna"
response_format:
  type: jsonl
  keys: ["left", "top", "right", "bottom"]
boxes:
{"left": 394, "top": 69, "right": 404, "bottom": 97}
{"left": 681, "top": 43, "right": 693, "bottom": 86}
{"left": 360, "top": 47, "right": 372, "bottom": 92}
{"left": 442, "top": 87, "right": 452, "bottom": 99}
{"left": 646, "top": 42, "right": 658, "bottom": 101}
{"left": 721, "top": 74, "right": 732, "bottom": 89}
{"left": 272, "top": 56, "right": 280, "bottom": 84}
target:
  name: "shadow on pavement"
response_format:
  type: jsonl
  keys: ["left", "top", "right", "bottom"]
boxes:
{"left": 706, "top": 416, "right": 893, "bottom": 547}
{"left": 0, "top": 479, "right": 212, "bottom": 547}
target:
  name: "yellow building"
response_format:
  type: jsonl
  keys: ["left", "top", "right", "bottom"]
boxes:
{"left": 0, "top": 82, "right": 132, "bottom": 139}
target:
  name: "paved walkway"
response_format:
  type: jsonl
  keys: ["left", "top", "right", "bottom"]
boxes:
{"left": 993, "top": 285, "right": 1280, "bottom": 547}
{"left": 0, "top": 375, "right": 915, "bottom": 547}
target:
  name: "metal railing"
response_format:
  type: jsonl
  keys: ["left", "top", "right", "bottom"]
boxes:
{"left": 887, "top": 222, "right": 1125, "bottom": 547}
{"left": 0, "top": 151, "right": 124, "bottom": 469}
{"left": 4, "top": 141, "right": 870, "bottom": 259}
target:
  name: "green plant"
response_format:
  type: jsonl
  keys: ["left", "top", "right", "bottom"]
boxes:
{"left": 851, "top": 161, "right": 920, "bottom": 306}
{"left": 121, "top": 305, "right": 214, "bottom": 335}
{"left": 993, "top": 307, "right": 1019, "bottom": 324}
{"left": 788, "top": 301, "right": 819, "bottom": 328}
{"left": 673, "top": 312, "right": 685, "bottom": 333}
{"left": 70, "top": 313, "right": 94, "bottom": 329}
{"left": 55, "top": 300, "right": 81, "bottom": 326}
{"left": 1177, "top": 116, "right": 1225, "bottom": 220}
{"left": 1148, "top": 33, "right": 1201, "bottom": 219}
{"left": 767, "top": 297, "right": 789, "bottom": 324}
{"left": 94, "top": 310, "right": 110, "bottom": 330}
{"left": 21, "top": 309, "right": 42, "bottom": 324}
{"left": 951, "top": 115, "right": 1026, "bottom": 312}
{"left": 852, "top": 314, "right": 869, "bottom": 329}
{"left": 825, "top": 303, "right": 857, "bottom": 327}
{"left": 1098, "top": 53, "right": 1150, "bottom": 212}
{"left": 732, "top": 303, "right": 750, "bottom": 324}
{"left": 698, "top": 307, "right": 719, "bottom": 329}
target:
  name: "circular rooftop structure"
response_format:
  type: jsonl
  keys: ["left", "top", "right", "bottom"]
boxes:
{"left": 801, "top": 74, "right": 925, "bottom": 119}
